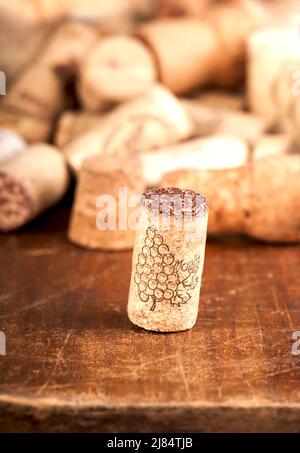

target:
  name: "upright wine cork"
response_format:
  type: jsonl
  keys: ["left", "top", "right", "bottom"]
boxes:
{"left": 78, "top": 35, "right": 157, "bottom": 111}
{"left": 0, "top": 128, "right": 26, "bottom": 164}
{"left": 0, "top": 144, "right": 69, "bottom": 231}
{"left": 128, "top": 187, "right": 208, "bottom": 332}
{"left": 68, "top": 153, "right": 145, "bottom": 250}
{"left": 65, "top": 84, "right": 194, "bottom": 173}
{"left": 0, "top": 107, "right": 52, "bottom": 143}
{"left": 247, "top": 26, "right": 300, "bottom": 129}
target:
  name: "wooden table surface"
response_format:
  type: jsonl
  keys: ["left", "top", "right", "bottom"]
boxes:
{"left": 0, "top": 203, "right": 300, "bottom": 433}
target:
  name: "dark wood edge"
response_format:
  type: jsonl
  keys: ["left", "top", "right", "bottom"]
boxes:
{"left": 1, "top": 395, "right": 300, "bottom": 432}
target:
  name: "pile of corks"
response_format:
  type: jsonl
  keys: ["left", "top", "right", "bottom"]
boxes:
{"left": 0, "top": 0, "right": 300, "bottom": 245}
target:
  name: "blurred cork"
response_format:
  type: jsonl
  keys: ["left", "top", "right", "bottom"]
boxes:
{"left": 78, "top": 35, "right": 157, "bottom": 111}
{"left": 0, "top": 107, "right": 52, "bottom": 143}
{"left": 162, "top": 154, "right": 300, "bottom": 243}
{"left": 54, "top": 111, "right": 107, "bottom": 147}
{"left": 64, "top": 84, "right": 194, "bottom": 173}
{"left": 247, "top": 26, "right": 300, "bottom": 130}
{"left": 0, "top": 128, "right": 26, "bottom": 164}
{"left": 68, "top": 153, "right": 145, "bottom": 250}
{"left": 0, "top": 144, "right": 69, "bottom": 231}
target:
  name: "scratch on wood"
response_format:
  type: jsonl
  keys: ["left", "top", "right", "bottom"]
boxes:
{"left": 0, "top": 269, "right": 116, "bottom": 320}
{"left": 25, "top": 249, "right": 58, "bottom": 257}
{"left": 254, "top": 304, "right": 264, "bottom": 355}
{"left": 36, "top": 331, "right": 72, "bottom": 395}
{"left": 176, "top": 352, "right": 191, "bottom": 398}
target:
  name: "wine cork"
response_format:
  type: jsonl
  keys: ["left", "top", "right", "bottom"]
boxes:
{"left": 289, "top": 98, "right": 300, "bottom": 146}
{"left": 68, "top": 153, "right": 145, "bottom": 250}
{"left": 40, "top": 21, "right": 100, "bottom": 74}
{"left": 162, "top": 154, "right": 300, "bottom": 242}
{"left": 204, "top": 0, "right": 266, "bottom": 88}
{"left": 0, "top": 144, "right": 69, "bottom": 231}
{"left": 183, "top": 99, "right": 267, "bottom": 148}
{"left": 0, "top": 1, "right": 54, "bottom": 82}
{"left": 180, "top": 99, "right": 221, "bottom": 136}
{"left": 0, "top": 128, "right": 26, "bottom": 164}
{"left": 2, "top": 63, "right": 65, "bottom": 120}
{"left": 128, "top": 187, "right": 208, "bottom": 332}
{"left": 0, "top": 107, "right": 52, "bottom": 143}
{"left": 54, "top": 111, "right": 107, "bottom": 147}
{"left": 78, "top": 35, "right": 157, "bottom": 111}
{"left": 142, "top": 135, "right": 249, "bottom": 186}
{"left": 253, "top": 134, "right": 291, "bottom": 160}
{"left": 138, "top": 18, "right": 218, "bottom": 95}
{"left": 139, "top": 1, "right": 265, "bottom": 95}
{"left": 195, "top": 90, "right": 245, "bottom": 111}
{"left": 215, "top": 110, "right": 267, "bottom": 148}
{"left": 64, "top": 84, "right": 194, "bottom": 173}
{"left": 244, "top": 155, "right": 300, "bottom": 243}
{"left": 28, "top": 0, "right": 133, "bottom": 24}
{"left": 155, "top": 0, "right": 210, "bottom": 17}
{"left": 163, "top": 166, "right": 249, "bottom": 237}
{"left": 247, "top": 26, "right": 300, "bottom": 129}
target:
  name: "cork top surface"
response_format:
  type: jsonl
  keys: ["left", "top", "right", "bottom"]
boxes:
{"left": 141, "top": 187, "right": 208, "bottom": 217}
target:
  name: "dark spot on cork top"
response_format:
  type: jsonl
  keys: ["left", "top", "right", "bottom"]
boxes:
{"left": 141, "top": 187, "right": 208, "bottom": 217}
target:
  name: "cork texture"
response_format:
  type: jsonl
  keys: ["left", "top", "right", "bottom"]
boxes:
{"left": 78, "top": 35, "right": 157, "bottom": 110}
{"left": 0, "top": 107, "right": 52, "bottom": 143}
{"left": 0, "top": 145, "right": 69, "bottom": 231}
{"left": 68, "top": 154, "right": 145, "bottom": 250}
{"left": 65, "top": 84, "right": 193, "bottom": 173}
{"left": 128, "top": 188, "right": 208, "bottom": 332}
{"left": 247, "top": 26, "right": 300, "bottom": 129}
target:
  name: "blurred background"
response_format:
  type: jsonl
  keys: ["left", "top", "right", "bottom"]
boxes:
{"left": 0, "top": 0, "right": 300, "bottom": 242}
{"left": 0, "top": 0, "right": 300, "bottom": 243}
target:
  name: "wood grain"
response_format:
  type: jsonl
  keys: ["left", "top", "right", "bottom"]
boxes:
{"left": 0, "top": 204, "right": 300, "bottom": 432}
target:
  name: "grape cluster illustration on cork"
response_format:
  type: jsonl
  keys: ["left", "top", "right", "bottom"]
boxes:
{"left": 103, "top": 113, "right": 177, "bottom": 156}
{"left": 134, "top": 227, "right": 201, "bottom": 311}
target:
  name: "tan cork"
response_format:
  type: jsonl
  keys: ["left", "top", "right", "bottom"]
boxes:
{"left": 0, "top": 107, "right": 52, "bottom": 143}
{"left": 128, "top": 187, "right": 208, "bottom": 332}
{"left": 0, "top": 144, "right": 69, "bottom": 232}
{"left": 68, "top": 153, "right": 145, "bottom": 250}
{"left": 64, "top": 84, "right": 194, "bottom": 174}
{"left": 247, "top": 26, "right": 300, "bottom": 131}
{"left": 78, "top": 35, "right": 157, "bottom": 111}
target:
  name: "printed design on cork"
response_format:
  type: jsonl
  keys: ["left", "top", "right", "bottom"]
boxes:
{"left": 103, "top": 113, "right": 177, "bottom": 154}
{"left": 134, "top": 227, "right": 200, "bottom": 311}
